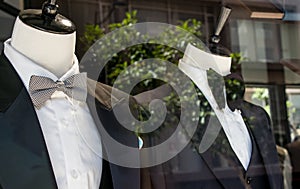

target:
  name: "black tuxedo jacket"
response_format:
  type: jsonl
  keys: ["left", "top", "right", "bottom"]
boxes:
{"left": 0, "top": 54, "right": 140, "bottom": 189}
{"left": 135, "top": 84, "right": 283, "bottom": 189}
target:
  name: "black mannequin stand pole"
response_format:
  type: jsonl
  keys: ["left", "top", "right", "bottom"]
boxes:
{"left": 210, "top": 6, "right": 232, "bottom": 56}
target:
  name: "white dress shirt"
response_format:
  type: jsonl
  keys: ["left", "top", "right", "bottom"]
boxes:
{"left": 179, "top": 44, "right": 252, "bottom": 170}
{"left": 4, "top": 39, "right": 103, "bottom": 189}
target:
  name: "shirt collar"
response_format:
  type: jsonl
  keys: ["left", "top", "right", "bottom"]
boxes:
{"left": 182, "top": 43, "right": 232, "bottom": 76}
{"left": 4, "top": 38, "right": 79, "bottom": 91}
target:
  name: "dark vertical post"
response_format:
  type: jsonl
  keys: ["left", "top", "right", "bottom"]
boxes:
{"left": 267, "top": 63, "right": 291, "bottom": 146}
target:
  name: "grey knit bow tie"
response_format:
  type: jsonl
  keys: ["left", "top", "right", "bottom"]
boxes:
{"left": 29, "top": 73, "right": 87, "bottom": 109}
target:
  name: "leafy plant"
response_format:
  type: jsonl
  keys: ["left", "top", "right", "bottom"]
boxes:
{"left": 80, "top": 10, "right": 203, "bottom": 92}
{"left": 229, "top": 52, "right": 244, "bottom": 72}
{"left": 80, "top": 10, "right": 207, "bottom": 137}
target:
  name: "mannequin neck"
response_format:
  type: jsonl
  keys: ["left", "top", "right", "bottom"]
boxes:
{"left": 11, "top": 17, "right": 76, "bottom": 78}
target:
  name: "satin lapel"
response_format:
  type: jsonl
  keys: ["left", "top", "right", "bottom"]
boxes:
{"left": 200, "top": 115, "right": 245, "bottom": 189}
{"left": 86, "top": 79, "right": 125, "bottom": 111}
{"left": 239, "top": 102, "right": 283, "bottom": 189}
{"left": 86, "top": 82, "right": 140, "bottom": 189}
{"left": 0, "top": 54, "right": 57, "bottom": 189}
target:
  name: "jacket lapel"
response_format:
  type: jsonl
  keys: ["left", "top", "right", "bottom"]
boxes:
{"left": 239, "top": 101, "right": 283, "bottom": 189}
{"left": 86, "top": 81, "right": 140, "bottom": 189}
{"left": 199, "top": 115, "right": 245, "bottom": 189}
{"left": 0, "top": 54, "right": 57, "bottom": 189}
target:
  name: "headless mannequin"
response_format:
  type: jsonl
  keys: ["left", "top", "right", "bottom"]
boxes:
{"left": 1, "top": 2, "right": 104, "bottom": 189}
{"left": 178, "top": 43, "right": 252, "bottom": 170}
{"left": 10, "top": 17, "right": 75, "bottom": 78}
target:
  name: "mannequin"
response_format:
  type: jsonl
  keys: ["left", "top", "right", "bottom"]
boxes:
{"left": 0, "top": 1, "right": 141, "bottom": 188}
{"left": 11, "top": 17, "right": 75, "bottom": 77}
{"left": 178, "top": 43, "right": 252, "bottom": 170}
{"left": 0, "top": 1, "right": 105, "bottom": 189}
{"left": 136, "top": 43, "right": 283, "bottom": 189}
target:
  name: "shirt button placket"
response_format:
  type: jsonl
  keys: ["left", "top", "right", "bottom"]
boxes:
{"left": 61, "top": 118, "right": 68, "bottom": 127}
{"left": 71, "top": 107, "right": 76, "bottom": 115}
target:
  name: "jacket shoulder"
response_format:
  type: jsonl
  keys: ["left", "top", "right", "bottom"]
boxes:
{"left": 0, "top": 53, "right": 23, "bottom": 112}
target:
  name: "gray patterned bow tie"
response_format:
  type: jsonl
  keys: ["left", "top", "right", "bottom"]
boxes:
{"left": 29, "top": 73, "right": 87, "bottom": 109}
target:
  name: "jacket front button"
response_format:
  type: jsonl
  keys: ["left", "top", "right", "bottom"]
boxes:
{"left": 246, "top": 177, "right": 252, "bottom": 184}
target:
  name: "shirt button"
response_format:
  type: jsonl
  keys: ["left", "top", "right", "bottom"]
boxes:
{"left": 61, "top": 118, "right": 68, "bottom": 127}
{"left": 71, "top": 169, "right": 78, "bottom": 179}
{"left": 71, "top": 108, "right": 76, "bottom": 115}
